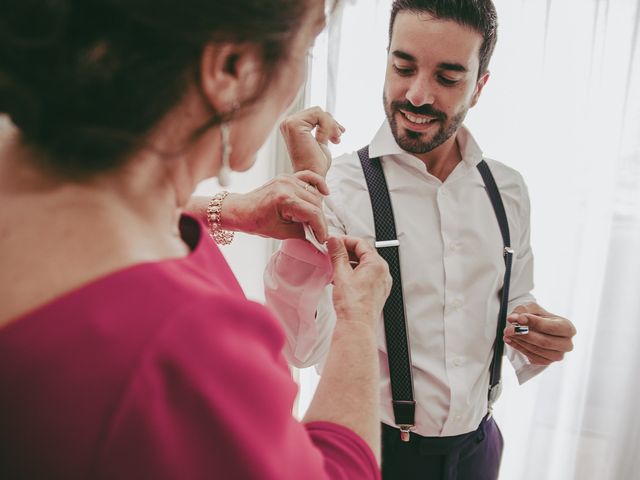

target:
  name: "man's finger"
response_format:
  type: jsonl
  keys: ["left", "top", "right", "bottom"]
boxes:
{"left": 309, "top": 111, "right": 341, "bottom": 144}
{"left": 510, "top": 304, "right": 529, "bottom": 315}
{"left": 315, "top": 123, "right": 343, "bottom": 146}
{"left": 505, "top": 337, "right": 562, "bottom": 364}
{"left": 504, "top": 327, "right": 573, "bottom": 352}
{"left": 508, "top": 302, "right": 549, "bottom": 320}
{"left": 509, "top": 313, "right": 575, "bottom": 337}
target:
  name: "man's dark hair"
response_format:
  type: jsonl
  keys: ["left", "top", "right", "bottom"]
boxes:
{"left": 0, "top": 0, "right": 324, "bottom": 177}
{"left": 389, "top": 0, "right": 498, "bottom": 78}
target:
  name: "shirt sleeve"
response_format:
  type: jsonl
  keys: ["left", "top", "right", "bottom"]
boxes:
{"left": 263, "top": 195, "right": 347, "bottom": 368}
{"left": 504, "top": 173, "right": 547, "bottom": 384}
{"left": 93, "top": 296, "right": 379, "bottom": 480}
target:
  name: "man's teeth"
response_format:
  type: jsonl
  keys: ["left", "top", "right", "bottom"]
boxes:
{"left": 404, "top": 112, "right": 437, "bottom": 124}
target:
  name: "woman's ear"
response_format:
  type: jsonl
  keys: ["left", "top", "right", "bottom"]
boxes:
{"left": 199, "top": 42, "right": 262, "bottom": 113}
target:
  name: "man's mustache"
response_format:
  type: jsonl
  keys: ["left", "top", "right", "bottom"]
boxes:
{"left": 392, "top": 101, "right": 446, "bottom": 121}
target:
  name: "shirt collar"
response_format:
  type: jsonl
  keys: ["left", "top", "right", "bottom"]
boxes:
{"left": 368, "top": 119, "right": 484, "bottom": 168}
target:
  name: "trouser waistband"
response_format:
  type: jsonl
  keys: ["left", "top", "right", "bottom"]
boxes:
{"left": 382, "top": 414, "right": 491, "bottom": 454}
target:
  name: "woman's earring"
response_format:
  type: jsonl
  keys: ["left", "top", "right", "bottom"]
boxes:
{"left": 217, "top": 122, "right": 232, "bottom": 187}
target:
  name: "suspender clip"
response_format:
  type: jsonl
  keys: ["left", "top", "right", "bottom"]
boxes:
{"left": 488, "top": 381, "right": 503, "bottom": 406}
{"left": 375, "top": 239, "right": 400, "bottom": 249}
{"left": 504, "top": 246, "right": 514, "bottom": 257}
{"left": 398, "top": 424, "right": 415, "bottom": 442}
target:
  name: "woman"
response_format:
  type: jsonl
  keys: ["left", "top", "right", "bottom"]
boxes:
{"left": 0, "top": 1, "right": 391, "bottom": 479}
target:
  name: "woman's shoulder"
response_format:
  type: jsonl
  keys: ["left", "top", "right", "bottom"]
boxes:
{"left": 91, "top": 284, "right": 300, "bottom": 479}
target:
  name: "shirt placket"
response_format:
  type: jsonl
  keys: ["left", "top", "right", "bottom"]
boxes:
{"left": 437, "top": 183, "right": 468, "bottom": 435}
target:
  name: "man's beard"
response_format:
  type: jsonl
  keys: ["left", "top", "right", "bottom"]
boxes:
{"left": 384, "top": 94, "right": 468, "bottom": 154}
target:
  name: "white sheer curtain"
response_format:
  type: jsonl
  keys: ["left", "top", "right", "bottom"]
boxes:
{"left": 297, "top": 0, "right": 640, "bottom": 478}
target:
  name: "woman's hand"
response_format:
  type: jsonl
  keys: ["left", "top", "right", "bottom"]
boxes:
{"left": 280, "top": 106, "right": 344, "bottom": 178}
{"left": 328, "top": 236, "right": 392, "bottom": 327}
{"left": 219, "top": 170, "right": 331, "bottom": 242}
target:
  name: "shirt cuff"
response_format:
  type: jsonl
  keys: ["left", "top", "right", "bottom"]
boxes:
{"left": 507, "top": 344, "right": 547, "bottom": 384}
{"left": 281, "top": 239, "right": 332, "bottom": 270}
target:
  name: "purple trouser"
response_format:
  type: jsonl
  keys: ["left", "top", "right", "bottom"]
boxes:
{"left": 381, "top": 415, "right": 504, "bottom": 480}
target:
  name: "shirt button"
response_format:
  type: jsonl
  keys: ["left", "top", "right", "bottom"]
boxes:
{"left": 454, "top": 414, "right": 462, "bottom": 422}
{"left": 449, "top": 242, "right": 459, "bottom": 252}
{"left": 451, "top": 299, "right": 463, "bottom": 309}
{"left": 453, "top": 358, "right": 463, "bottom": 367}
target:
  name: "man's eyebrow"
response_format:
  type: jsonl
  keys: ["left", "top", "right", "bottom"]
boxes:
{"left": 438, "top": 62, "right": 468, "bottom": 73}
{"left": 391, "top": 51, "right": 469, "bottom": 73}
{"left": 391, "top": 50, "right": 416, "bottom": 62}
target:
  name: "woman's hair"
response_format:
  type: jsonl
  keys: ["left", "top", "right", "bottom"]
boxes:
{"left": 0, "top": 0, "right": 318, "bottom": 177}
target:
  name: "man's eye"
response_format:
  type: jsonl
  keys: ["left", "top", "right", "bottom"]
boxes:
{"left": 393, "top": 65, "right": 414, "bottom": 76}
{"left": 438, "top": 75, "right": 459, "bottom": 86}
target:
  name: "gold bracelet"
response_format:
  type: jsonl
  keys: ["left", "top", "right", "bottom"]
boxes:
{"left": 206, "top": 191, "right": 235, "bottom": 245}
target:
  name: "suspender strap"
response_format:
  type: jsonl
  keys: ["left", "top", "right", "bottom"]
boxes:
{"left": 358, "top": 147, "right": 514, "bottom": 435}
{"left": 476, "top": 160, "right": 513, "bottom": 405}
{"left": 358, "top": 146, "right": 416, "bottom": 440}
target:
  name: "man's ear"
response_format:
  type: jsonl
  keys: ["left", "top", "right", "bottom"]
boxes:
{"left": 199, "top": 42, "right": 262, "bottom": 113}
{"left": 470, "top": 71, "right": 490, "bottom": 108}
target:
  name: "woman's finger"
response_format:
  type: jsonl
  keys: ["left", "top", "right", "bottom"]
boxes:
{"left": 294, "top": 170, "right": 330, "bottom": 195}
{"left": 327, "top": 237, "right": 352, "bottom": 279}
{"left": 280, "top": 199, "right": 328, "bottom": 243}
{"left": 294, "top": 181, "right": 324, "bottom": 208}
{"left": 341, "top": 236, "right": 377, "bottom": 261}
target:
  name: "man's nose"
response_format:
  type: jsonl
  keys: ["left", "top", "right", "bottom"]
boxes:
{"left": 405, "top": 75, "right": 435, "bottom": 107}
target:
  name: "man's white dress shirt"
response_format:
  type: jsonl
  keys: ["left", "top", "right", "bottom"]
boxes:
{"left": 264, "top": 121, "right": 545, "bottom": 437}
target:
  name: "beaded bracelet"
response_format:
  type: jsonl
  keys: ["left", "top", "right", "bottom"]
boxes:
{"left": 206, "top": 191, "right": 235, "bottom": 245}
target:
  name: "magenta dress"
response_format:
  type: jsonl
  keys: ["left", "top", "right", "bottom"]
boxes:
{"left": 0, "top": 216, "right": 379, "bottom": 479}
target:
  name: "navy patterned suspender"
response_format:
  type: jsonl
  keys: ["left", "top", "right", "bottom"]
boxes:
{"left": 357, "top": 147, "right": 416, "bottom": 441}
{"left": 357, "top": 146, "right": 513, "bottom": 440}
{"left": 476, "top": 160, "right": 514, "bottom": 407}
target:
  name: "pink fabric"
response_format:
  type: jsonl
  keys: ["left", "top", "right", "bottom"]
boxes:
{"left": 0, "top": 215, "right": 379, "bottom": 480}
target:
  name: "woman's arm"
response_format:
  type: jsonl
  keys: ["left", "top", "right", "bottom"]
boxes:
{"left": 185, "top": 106, "right": 343, "bottom": 243}
{"left": 303, "top": 236, "right": 391, "bottom": 462}
{"left": 186, "top": 170, "right": 330, "bottom": 242}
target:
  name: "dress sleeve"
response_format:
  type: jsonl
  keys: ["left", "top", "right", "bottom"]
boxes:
{"left": 93, "top": 296, "right": 379, "bottom": 480}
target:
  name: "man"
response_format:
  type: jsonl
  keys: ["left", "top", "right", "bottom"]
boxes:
{"left": 264, "top": 1, "right": 576, "bottom": 478}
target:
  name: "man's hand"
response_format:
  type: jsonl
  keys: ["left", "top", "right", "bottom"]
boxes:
{"left": 280, "top": 106, "right": 345, "bottom": 178}
{"left": 503, "top": 302, "right": 577, "bottom": 366}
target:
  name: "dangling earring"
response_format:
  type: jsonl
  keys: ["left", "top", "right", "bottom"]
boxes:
{"left": 217, "top": 122, "right": 232, "bottom": 187}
